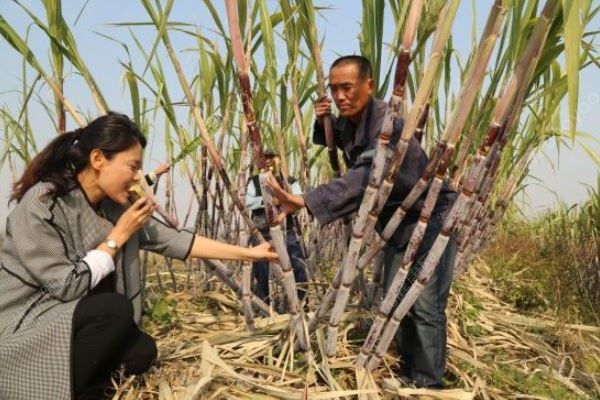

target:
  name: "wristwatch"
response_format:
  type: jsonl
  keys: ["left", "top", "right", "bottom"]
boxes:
{"left": 104, "top": 239, "right": 120, "bottom": 251}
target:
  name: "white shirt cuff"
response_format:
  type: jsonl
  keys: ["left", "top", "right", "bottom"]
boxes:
{"left": 83, "top": 249, "right": 115, "bottom": 288}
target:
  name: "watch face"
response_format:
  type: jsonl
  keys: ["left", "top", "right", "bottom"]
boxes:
{"left": 106, "top": 239, "right": 118, "bottom": 249}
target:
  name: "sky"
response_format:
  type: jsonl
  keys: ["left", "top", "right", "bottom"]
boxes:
{"left": 0, "top": 0, "right": 598, "bottom": 227}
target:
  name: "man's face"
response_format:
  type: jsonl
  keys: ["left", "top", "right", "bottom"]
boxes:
{"left": 328, "top": 63, "right": 374, "bottom": 122}
{"left": 265, "top": 155, "right": 279, "bottom": 171}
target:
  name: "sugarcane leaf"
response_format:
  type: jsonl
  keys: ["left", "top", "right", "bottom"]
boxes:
{"left": 561, "top": 0, "right": 591, "bottom": 141}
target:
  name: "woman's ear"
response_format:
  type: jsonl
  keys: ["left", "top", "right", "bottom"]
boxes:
{"left": 89, "top": 149, "right": 106, "bottom": 171}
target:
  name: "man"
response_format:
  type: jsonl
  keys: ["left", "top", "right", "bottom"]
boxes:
{"left": 267, "top": 55, "right": 457, "bottom": 388}
{"left": 246, "top": 149, "right": 308, "bottom": 304}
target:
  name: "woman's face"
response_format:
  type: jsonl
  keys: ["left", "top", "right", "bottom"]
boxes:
{"left": 96, "top": 143, "right": 143, "bottom": 205}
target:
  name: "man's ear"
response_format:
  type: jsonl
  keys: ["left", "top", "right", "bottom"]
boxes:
{"left": 89, "top": 149, "right": 106, "bottom": 171}
{"left": 367, "top": 78, "right": 375, "bottom": 94}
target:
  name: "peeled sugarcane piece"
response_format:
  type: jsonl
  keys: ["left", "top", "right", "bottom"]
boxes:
{"left": 128, "top": 183, "right": 179, "bottom": 228}
{"left": 128, "top": 183, "right": 146, "bottom": 199}
{"left": 204, "top": 259, "right": 271, "bottom": 317}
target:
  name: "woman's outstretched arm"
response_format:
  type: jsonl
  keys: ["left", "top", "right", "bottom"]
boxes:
{"left": 188, "top": 236, "right": 278, "bottom": 262}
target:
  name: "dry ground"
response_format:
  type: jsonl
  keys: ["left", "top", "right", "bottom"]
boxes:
{"left": 111, "top": 259, "right": 600, "bottom": 399}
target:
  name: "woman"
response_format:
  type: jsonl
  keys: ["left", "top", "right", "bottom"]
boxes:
{"left": 0, "top": 112, "right": 277, "bottom": 400}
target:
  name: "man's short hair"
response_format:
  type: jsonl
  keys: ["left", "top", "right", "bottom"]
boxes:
{"left": 263, "top": 148, "right": 278, "bottom": 158}
{"left": 330, "top": 55, "right": 373, "bottom": 80}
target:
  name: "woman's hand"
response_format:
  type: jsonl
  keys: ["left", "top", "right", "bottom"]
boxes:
{"left": 247, "top": 241, "right": 279, "bottom": 262}
{"left": 111, "top": 197, "right": 156, "bottom": 245}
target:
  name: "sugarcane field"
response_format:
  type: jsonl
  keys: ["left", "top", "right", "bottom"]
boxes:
{"left": 0, "top": 1, "right": 599, "bottom": 399}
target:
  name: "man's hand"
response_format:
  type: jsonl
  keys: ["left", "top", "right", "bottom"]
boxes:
{"left": 314, "top": 95, "right": 332, "bottom": 127}
{"left": 153, "top": 162, "right": 171, "bottom": 177}
{"left": 266, "top": 173, "right": 305, "bottom": 216}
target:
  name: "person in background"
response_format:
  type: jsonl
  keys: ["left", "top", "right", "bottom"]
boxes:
{"left": 245, "top": 149, "right": 308, "bottom": 304}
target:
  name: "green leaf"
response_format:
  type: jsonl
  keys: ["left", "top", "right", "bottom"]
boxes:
{"left": 561, "top": 0, "right": 591, "bottom": 140}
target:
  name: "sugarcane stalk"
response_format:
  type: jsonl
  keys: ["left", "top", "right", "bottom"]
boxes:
{"left": 457, "top": 159, "right": 526, "bottom": 275}
{"left": 455, "top": 0, "right": 558, "bottom": 274}
{"left": 307, "top": 266, "right": 342, "bottom": 332}
{"left": 326, "top": 1, "right": 458, "bottom": 356}
{"left": 323, "top": 109, "right": 397, "bottom": 356}
{"left": 204, "top": 259, "right": 272, "bottom": 317}
{"left": 313, "top": 0, "right": 422, "bottom": 312}
{"left": 299, "top": 0, "right": 342, "bottom": 177}
{"left": 448, "top": 124, "right": 476, "bottom": 191}
{"left": 377, "top": 0, "right": 460, "bottom": 209}
{"left": 365, "top": 0, "right": 559, "bottom": 370}
{"left": 357, "top": 0, "right": 507, "bottom": 288}
{"left": 259, "top": 172, "right": 309, "bottom": 349}
{"left": 289, "top": 69, "right": 310, "bottom": 189}
{"left": 362, "top": 250, "right": 385, "bottom": 308}
{"left": 236, "top": 120, "right": 256, "bottom": 331}
{"left": 141, "top": 1, "right": 264, "bottom": 245}
{"left": 389, "top": 0, "right": 425, "bottom": 119}
{"left": 225, "top": 0, "right": 310, "bottom": 347}
{"left": 200, "top": 145, "right": 208, "bottom": 236}
{"left": 241, "top": 256, "right": 256, "bottom": 331}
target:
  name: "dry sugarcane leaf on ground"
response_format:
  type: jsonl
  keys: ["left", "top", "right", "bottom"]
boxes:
{"left": 116, "top": 259, "right": 600, "bottom": 399}
{"left": 383, "top": 378, "right": 477, "bottom": 400}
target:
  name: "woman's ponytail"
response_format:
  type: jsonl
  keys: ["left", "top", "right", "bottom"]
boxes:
{"left": 10, "top": 129, "right": 80, "bottom": 202}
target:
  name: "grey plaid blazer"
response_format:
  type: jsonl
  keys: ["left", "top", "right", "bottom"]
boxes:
{"left": 0, "top": 182, "right": 194, "bottom": 400}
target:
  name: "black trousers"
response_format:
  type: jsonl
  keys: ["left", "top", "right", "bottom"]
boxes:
{"left": 72, "top": 293, "right": 157, "bottom": 398}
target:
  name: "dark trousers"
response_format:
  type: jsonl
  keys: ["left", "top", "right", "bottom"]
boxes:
{"left": 383, "top": 221, "right": 457, "bottom": 388}
{"left": 72, "top": 293, "right": 157, "bottom": 399}
{"left": 252, "top": 233, "right": 308, "bottom": 303}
